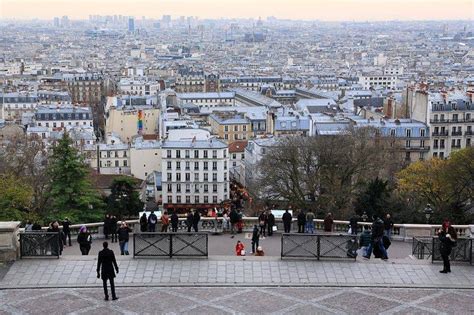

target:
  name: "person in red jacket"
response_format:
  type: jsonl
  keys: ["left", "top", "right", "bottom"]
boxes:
{"left": 235, "top": 240, "right": 245, "bottom": 256}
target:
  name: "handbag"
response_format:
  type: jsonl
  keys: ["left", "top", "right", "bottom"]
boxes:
{"left": 241, "top": 249, "right": 246, "bottom": 256}
{"left": 272, "top": 226, "right": 277, "bottom": 232}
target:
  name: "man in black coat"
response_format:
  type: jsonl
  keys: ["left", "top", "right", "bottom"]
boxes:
{"left": 282, "top": 209, "right": 293, "bottom": 233}
{"left": 192, "top": 210, "right": 201, "bottom": 232}
{"left": 297, "top": 210, "right": 306, "bottom": 233}
{"left": 267, "top": 210, "right": 275, "bottom": 236}
{"left": 62, "top": 218, "right": 72, "bottom": 246}
{"left": 97, "top": 241, "right": 119, "bottom": 301}
{"left": 170, "top": 211, "right": 179, "bottom": 232}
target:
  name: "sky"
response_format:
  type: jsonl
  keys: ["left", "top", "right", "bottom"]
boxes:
{"left": 1, "top": 0, "right": 473, "bottom": 21}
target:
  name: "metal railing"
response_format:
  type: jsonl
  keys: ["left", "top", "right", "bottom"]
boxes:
{"left": 20, "top": 232, "right": 62, "bottom": 258}
{"left": 412, "top": 236, "right": 433, "bottom": 259}
{"left": 431, "top": 238, "right": 473, "bottom": 265}
{"left": 281, "top": 233, "right": 358, "bottom": 260}
{"left": 133, "top": 233, "right": 208, "bottom": 258}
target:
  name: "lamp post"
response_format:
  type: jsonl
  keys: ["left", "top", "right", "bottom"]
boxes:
{"left": 424, "top": 204, "right": 433, "bottom": 224}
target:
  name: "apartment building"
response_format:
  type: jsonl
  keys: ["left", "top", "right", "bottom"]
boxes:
{"left": 208, "top": 111, "right": 252, "bottom": 143}
{"left": 34, "top": 105, "right": 93, "bottom": 131}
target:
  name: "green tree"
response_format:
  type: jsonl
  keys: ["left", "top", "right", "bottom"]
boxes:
{"left": 47, "top": 133, "right": 104, "bottom": 223}
{"left": 354, "top": 178, "right": 391, "bottom": 219}
{"left": 0, "top": 175, "right": 33, "bottom": 221}
{"left": 107, "top": 176, "right": 143, "bottom": 218}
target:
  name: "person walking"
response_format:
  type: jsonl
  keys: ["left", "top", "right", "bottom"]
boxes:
{"left": 363, "top": 215, "right": 388, "bottom": 260}
{"left": 251, "top": 225, "right": 260, "bottom": 254}
{"left": 297, "top": 210, "right": 306, "bottom": 233}
{"left": 103, "top": 214, "right": 111, "bottom": 240}
{"left": 118, "top": 222, "right": 132, "bottom": 255}
{"left": 438, "top": 220, "right": 458, "bottom": 273}
{"left": 258, "top": 211, "right": 267, "bottom": 237}
{"left": 192, "top": 210, "right": 201, "bottom": 232}
{"left": 25, "top": 220, "right": 33, "bottom": 231}
{"left": 305, "top": 210, "right": 315, "bottom": 233}
{"left": 97, "top": 241, "right": 119, "bottom": 301}
{"left": 186, "top": 211, "right": 194, "bottom": 232}
{"left": 161, "top": 211, "right": 170, "bottom": 232}
{"left": 77, "top": 225, "right": 92, "bottom": 255}
{"left": 47, "top": 221, "right": 64, "bottom": 256}
{"left": 267, "top": 210, "right": 275, "bottom": 236}
{"left": 358, "top": 225, "right": 372, "bottom": 257}
{"left": 282, "top": 209, "right": 293, "bottom": 233}
{"left": 349, "top": 214, "right": 359, "bottom": 235}
{"left": 170, "top": 211, "right": 179, "bottom": 232}
{"left": 148, "top": 210, "right": 158, "bottom": 232}
{"left": 110, "top": 216, "right": 118, "bottom": 243}
{"left": 62, "top": 217, "right": 72, "bottom": 246}
{"left": 139, "top": 213, "right": 148, "bottom": 232}
{"left": 324, "top": 213, "right": 334, "bottom": 232}
{"left": 383, "top": 213, "right": 394, "bottom": 239}
{"left": 230, "top": 208, "right": 239, "bottom": 236}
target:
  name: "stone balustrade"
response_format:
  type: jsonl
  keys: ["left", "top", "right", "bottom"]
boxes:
{"left": 0, "top": 221, "right": 21, "bottom": 262}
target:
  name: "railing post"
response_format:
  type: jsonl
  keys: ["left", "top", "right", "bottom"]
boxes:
{"left": 317, "top": 235, "right": 320, "bottom": 261}
{"left": 133, "top": 233, "right": 136, "bottom": 258}
{"left": 206, "top": 233, "right": 209, "bottom": 258}
{"left": 280, "top": 234, "right": 283, "bottom": 259}
{"left": 169, "top": 234, "right": 173, "bottom": 258}
{"left": 431, "top": 237, "right": 435, "bottom": 264}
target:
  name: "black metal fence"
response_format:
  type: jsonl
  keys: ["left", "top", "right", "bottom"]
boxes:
{"left": 133, "top": 233, "right": 208, "bottom": 258}
{"left": 20, "top": 232, "right": 62, "bottom": 258}
{"left": 281, "top": 233, "right": 358, "bottom": 260}
{"left": 432, "top": 238, "right": 473, "bottom": 265}
{"left": 412, "top": 237, "right": 433, "bottom": 259}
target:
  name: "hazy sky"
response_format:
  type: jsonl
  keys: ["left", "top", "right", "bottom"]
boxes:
{"left": 1, "top": 0, "right": 473, "bottom": 21}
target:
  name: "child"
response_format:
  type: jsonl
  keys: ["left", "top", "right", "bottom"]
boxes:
{"left": 235, "top": 240, "right": 245, "bottom": 256}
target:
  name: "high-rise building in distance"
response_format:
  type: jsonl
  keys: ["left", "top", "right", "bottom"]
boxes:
{"left": 128, "top": 17, "right": 135, "bottom": 32}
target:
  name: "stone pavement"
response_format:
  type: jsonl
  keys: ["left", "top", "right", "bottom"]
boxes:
{"left": 0, "top": 286, "right": 473, "bottom": 314}
{"left": 1, "top": 257, "right": 473, "bottom": 289}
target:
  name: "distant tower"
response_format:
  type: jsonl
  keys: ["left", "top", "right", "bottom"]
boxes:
{"left": 128, "top": 17, "right": 135, "bottom": 32}
{"left": 53, "top": 17, "right": 60, "bottom": 27}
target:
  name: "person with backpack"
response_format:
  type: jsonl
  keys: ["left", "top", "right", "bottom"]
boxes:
{"left": 282, "top": 209, "right": 293, "bottom": 233}
{"left": 363, "top": 215, "right": 388, "bottom": 260}
{"left": 148, "top": 210, "right": 158, "bottom": 232}
{"left": 359, "top": 225, "right": 372, "bottom": 257}
{"left": 77, "top": 225, "right": 92, "bottom": 255}
{"left": 297, "top": 210, "right": 306, "bottom": 233}
{"left": 161, "top": 211, "right": 170, "bottom": 232}
{"left": 186, "top": 211, "right": 194, "bottom": 232}
{"left": 139, "top": 213, "right": 148, "bottom": 233}
{"left": 118, "top": 222, "right": 132, "bottom": 255}
{"left": 229, "top": 208, "right": 239, "bottom": 235}
{"left": 170, "top": 211, "right": 179, "bottom": 232}
{"left": 251, "top": 225, "right": 260, "bottom": 254}
{"left": 192, "top": 210, "right": 201, "bottom": 232}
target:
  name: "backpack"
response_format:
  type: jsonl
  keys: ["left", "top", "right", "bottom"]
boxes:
{"left": 150, "top": 215, "right": 157, "bottom": 224}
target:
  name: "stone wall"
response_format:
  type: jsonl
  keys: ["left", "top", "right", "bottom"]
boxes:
{"left": 0, "top": 222, "right": 20, "bottom": 262}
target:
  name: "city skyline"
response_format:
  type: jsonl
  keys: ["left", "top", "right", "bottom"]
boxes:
{"left": 1, "top": 0, "right": 473, "bottom": 21}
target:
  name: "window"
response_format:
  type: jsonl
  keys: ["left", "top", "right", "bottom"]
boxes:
{"left": 123, "top": 160, "right": 127, "bottom": 167}
{"left": 115, "top": 160, "right": 119, "bottom": 167}
{"left": 176, "top": 184, "right": 181, "bottom": 192}
{"left": 204, "top": 184, "right": 208, "bottom": 192}
{"left": 420, "top": 129, "right": 425, "bottom": 137}
{"left": 185, "top": 150, "right": 190, "bottom": 158}
{"left": 176, "top": 161, "right": 181, "bottom": 170}
{"left": 167, "top": 150, "right": 171, "bottom": 158}
{"left": 167, "top": 184, "right": 172, "bottom": 192}
{"left": 204, "top": 173, "right": 208, "bottom": 181}
{"left": 224, "top": 126, "right": 228, "bottom": 132}
{"left": 243, "top": 125, "right": 247, "bottom": 131}
{"left": 224, "top": 161, "right": 227, "bottom": 170}
{"left": 195, "top": 196, "right": 200, "bottom": 203}
{"left": 204, "top": 196, "right": 209, "bottom": 203}
{"left": 204, "top": 162, "right": 208, "bottom": 170}
{"left": 213, "top": 173, "right": 217, "bottom": 182}
{"left": 186, "top": 196, "right": 191, "bottom": 204}
{"left": 167, "top": 161, "right": 172, "bottom": 170}
{"left": 212, "top": 150, "right": 217, "bottom": 158}
{"left": 194, "top": 150, "right": 199, "bottom": 158}
{"left": 194, "top": 162, "right": 199, "bottom": 170}
{"left": 185, "top": 184, "right": 190, "bottom": 193}
{"left": 213, "top": 184, "right": 217, "bottom": 192}
{"left": 185, "top": 161, "right": 190, "bottom": 170}
{"left": 185, "top": 173, "right": 190, "bottom": 181}
{"left": 194, "top": 173, "right": 199, "bottom": 181}
{"left": 194, "top": 184, "right": 199, "bottom": 193}
{"left": 405, "top": 129, "right": 411, "bottom": 137}
{"left": 452, "top": 114, "right": 458, "bottom": 122}
{"left": 405, "top": 140, "right": 411, "bottom": 148}
{"left": 224, "top": 173, "right": 227, "bottom": 181}
{"left": 204, "top": 150, "right": 208, "bottom": 158}
{"left": 176, "top": 196, "right": 181, "bottom": 203}
{"left": 213, "top": 196, "right": 218, "bottom": 204}
{"left": 440, "top": 139, "right": 445, "bottom": 148}
{"left": 176, "top": 173, "right": 181, "bottom": 181}
{"left": 232, "top": 153, "right": 236, "bottom": 159}
{"left": 212, "top": 162, "right": 217, "bottom": 170}
{"left": 167, "top": 196, "right": 172, "bottom": 204}
{"left": 467, "top": 113, "right": 471, "bottom": 121}
{"left": 176, "top": 150, "right": 181, "bottom": 158}
{"left": 224, "top": 150, "right": 227, "bottom": 158}
{"left": 167, "top": 173, "right": 172, "bottom": 181}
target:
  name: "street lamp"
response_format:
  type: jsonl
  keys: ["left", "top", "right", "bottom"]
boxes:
{"left": 424, "top": 204, "right": 433, "bottom": 224}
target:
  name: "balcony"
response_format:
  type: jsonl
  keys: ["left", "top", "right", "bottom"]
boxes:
{"left": 451, "top": 131, "right": 463, "bottom": 136}
{"left": 430, "top": 119, "right": 449, "bottom": 124}
{"left": 404, "top": 146, "right": 430, "bottom": 151}
{"left": 465, "top": 131, "right": 473, "bottom": 136}
{"left": 432, "top": 131, "right": 448, "bottom": 137}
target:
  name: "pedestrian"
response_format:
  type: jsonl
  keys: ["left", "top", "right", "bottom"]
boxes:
{"left": 267, "top": 210, "right": 275, "bottom": 236}
{"left": 139, "top": 213, "right": 148, "bottom": 232}
{"left": 222, "top": 210, "right": 230, "bottom": 232}
{"left": 297, "top": 210, "right": 306, "bottom": 233}
{"left": 110, "top": 216, "right": 118, "bottom": 243}
{"left": 104, "top": 214, "right": 111, "bottom": 239}
{"left": 77, "top": 225, "right": 92, "bottom": 255}
{"left": 186, "top": 210, "right": 194, "bottom": 232}
{"left": 349, "top": 214, "right": 358, "bottom": 235}
{"left": 25, "top": 220, "right": 33, "bottom": 231}
{"left": 324, "top": 213, "right": 334, "bottom": 232}
{"left": 363, "top": 215, "right": 388, "bottom": 260}
{"left": 161, "top": 211, "right": 170, "bottom": 232}
{"left": 282, "top": 209, "right": 293, "bottom": 233}
{"left": 230, "top": 208, "right": 239, "bottom": 236}
{"left": 255, "top": 246, "right": 265, "bottom": 256}
{"left": 148, "top": 210, "right": 158, "bottom": 232}
{"left": 170, "top": 211, "right": 179, "bottom": 232}
{"left": 62, "top": 217, "right": 72, "bottom": 246}
{"left": 118, "top": 221, "right": 132, "bottom": 255}
{"left": 305, "top": 210, "right": 315, "bottom": 233}
{"left": 361, "top": 211, "right": 368, "bottom": 222}
{"left": 383, "top": 213, "right": 394, "bottom": 239}
{"left": 358, "top": 225, "right": 371, "bottom": 257}
{"left": 258, "top": 210, "right": 267, "bottom": 237}
{"left": 192, "top": 210, "right": 201, "bottom": 232}
{"left": 251, "top": 225, "right": 260, "bottom": 254}
{"left": 97, "top": 241, "right": 119, "bottom": 301}
{"left": 438, "top": 219, "right": 458, "bottom": 273}
{"left": 235, "top": 240, "right": 245, "bottom": 256}
{"left": 47, "top": 221, "right": 64, "bottom": 256}
{"left": 32, "top": 222, "right": 42, "bottom": 231}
